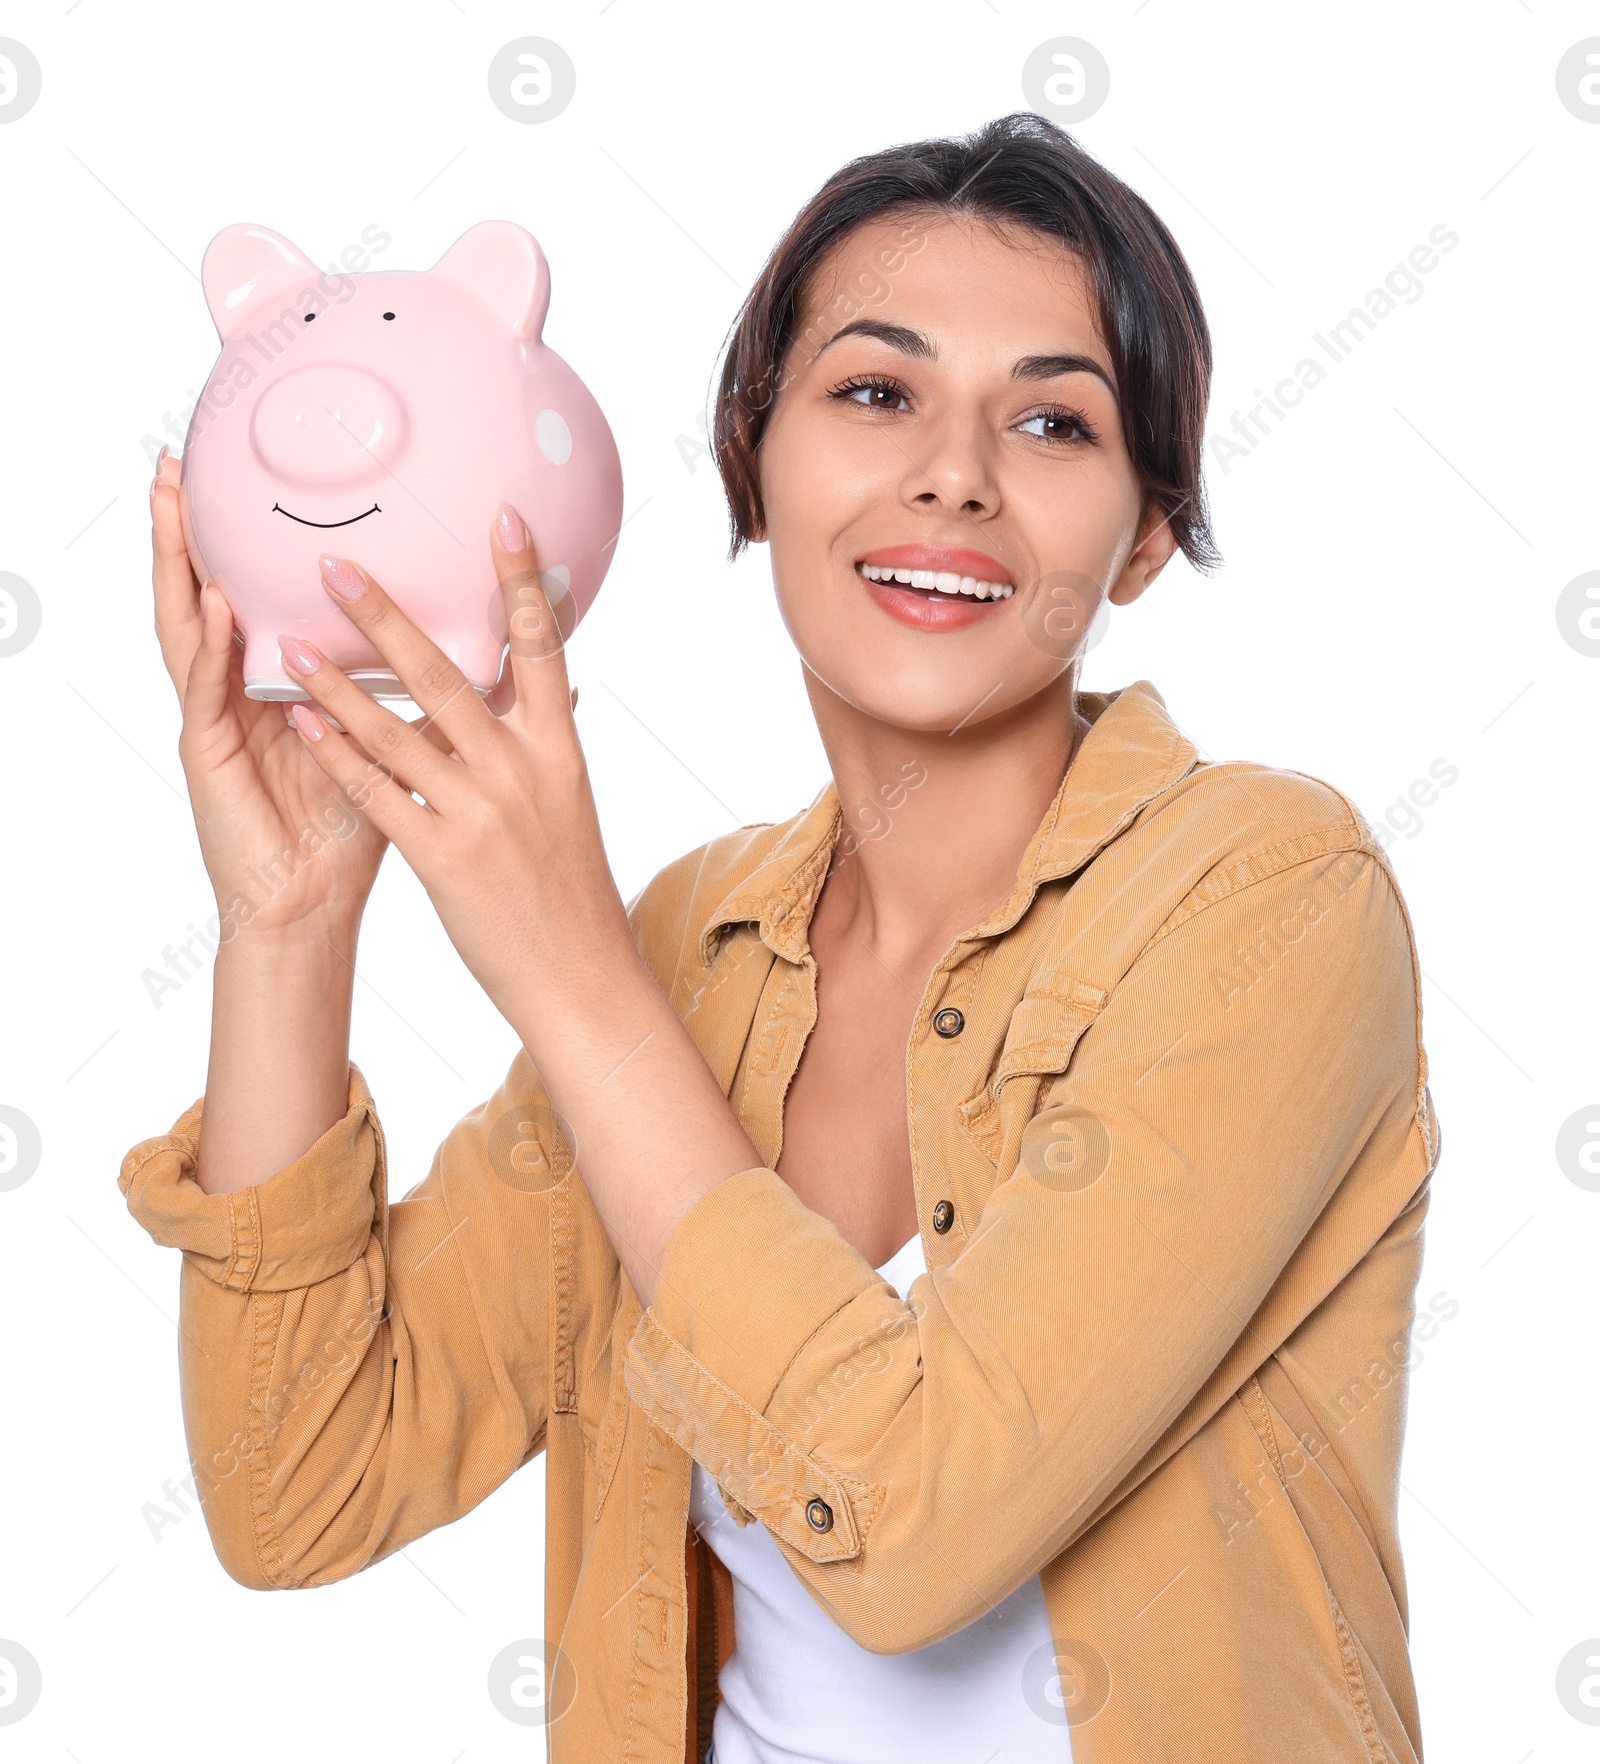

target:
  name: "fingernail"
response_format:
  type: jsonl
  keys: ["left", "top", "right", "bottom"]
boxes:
{"left": 156, "top": 444, "right": 170, "bottom": 468}
{"left": 288, "top": 704, "right": 325, "bottom": 741}
{"left": 319, "top": 555, "right": 365, "bottom": 600}
{"left": 278, "top": 633, "right": 321, "bottom": 675}
{"left": 495, "top": 501, "right": 528, "bottom": 554}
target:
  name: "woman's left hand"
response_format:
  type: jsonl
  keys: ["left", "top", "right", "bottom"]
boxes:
{"left": 276, "top": 500, "right": 637, "bottom": 1032}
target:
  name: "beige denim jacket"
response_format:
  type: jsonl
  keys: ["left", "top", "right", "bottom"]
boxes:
{"left": 119, "top": 678, "right": 1440, "bottom": 1764}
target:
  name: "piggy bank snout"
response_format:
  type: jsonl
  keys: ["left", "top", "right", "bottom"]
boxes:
{"left": 249, "top": 364, "right": 408, "bottom": 488}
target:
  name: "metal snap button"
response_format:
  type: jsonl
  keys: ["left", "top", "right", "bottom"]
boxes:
{"left": 805, "top": 1497, "right": 834, "bottom": 1533}
{"left": 933, "top": 1007, "right": 965, "bottom": 1038}
{"left": 932, "top": 1199, "right": 954, "bottom": 1233}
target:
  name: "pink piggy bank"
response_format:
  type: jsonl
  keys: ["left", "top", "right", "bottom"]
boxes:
{"left": 177, "top": 220, "right": 624, "bottom": 701}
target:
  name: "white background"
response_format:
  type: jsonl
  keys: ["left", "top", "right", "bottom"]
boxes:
{"left": 0, "top": 2, "right": 1594, "bottom": 1759}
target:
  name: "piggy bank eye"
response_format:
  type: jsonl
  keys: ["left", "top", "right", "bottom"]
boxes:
{"left": 302, "top": 313, "right": 316, "bottom": 323}
{"left": 382, "top": 311, "right": 396, "bottom": 321}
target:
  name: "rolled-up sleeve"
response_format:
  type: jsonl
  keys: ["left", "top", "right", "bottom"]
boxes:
{"left": 621, "top": 850, "right": 1432, "bottom": 1652}
{"left": 119, "top": 1056, "right": 563, "bottom": 1591}
{"left": 120, "top": 1070, "right": 385, "bottom": 1293}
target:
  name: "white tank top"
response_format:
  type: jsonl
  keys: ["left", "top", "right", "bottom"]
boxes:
{"left": 688, "top": 1229, "right": 1072, "bottom": 1764}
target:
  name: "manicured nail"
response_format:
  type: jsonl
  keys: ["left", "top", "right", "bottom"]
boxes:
{"left": 495, "top": 501, "right": 528, "bottom": 554}
{"left": 156, "top": 444, "right": 170, "bottom": 469}
{"left": 278, "top": 633, "right": 321, "bottom": 675}
{"left": 288, "top": 704, "right": 325, "bottom": 741}
{"left": 319, "top": 554, "right": 365, "bottom": 600}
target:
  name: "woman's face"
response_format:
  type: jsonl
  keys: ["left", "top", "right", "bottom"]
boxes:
{"left": 754, "top": 213, "right": 1178, "bottom": 734}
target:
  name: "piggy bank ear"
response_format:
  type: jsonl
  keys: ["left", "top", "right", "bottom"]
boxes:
{"left": 201, "top": 223, "right": 319, "bottom": 339}
{"left": 430, "top": 221, "right": 552, "bottom": 342}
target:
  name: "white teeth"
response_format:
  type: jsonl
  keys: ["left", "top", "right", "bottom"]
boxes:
{"left": 858, "top": 562, "right": 1013, "bottom": 600}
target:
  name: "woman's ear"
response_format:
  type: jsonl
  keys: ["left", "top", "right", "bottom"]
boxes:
{"left": 1108, "top": 502, "right": 1179, "bottom": 606}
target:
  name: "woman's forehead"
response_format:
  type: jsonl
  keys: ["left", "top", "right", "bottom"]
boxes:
{"left": 790, "top": 221, "right": 1107, "bottom": 370}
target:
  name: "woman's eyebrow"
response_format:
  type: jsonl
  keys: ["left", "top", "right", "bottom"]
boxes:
{"left": 818, "top": 318, "right": 934, "bottom": 360}
{"left": 816, "top": 319, "right": 1118, "bottom": 399}
{"left": 1013, "top": 351, "right": 1119, "bottom": 400}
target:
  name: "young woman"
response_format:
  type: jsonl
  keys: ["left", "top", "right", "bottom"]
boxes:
{"left": 120, "top": 113, "right": 1440, "bottom": 1763}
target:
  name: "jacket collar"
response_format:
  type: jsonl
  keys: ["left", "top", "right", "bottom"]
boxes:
{"left": 694, "top": 678, "right": 1201, "bottom": 967}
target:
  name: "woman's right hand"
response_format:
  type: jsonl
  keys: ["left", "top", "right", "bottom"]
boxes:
{"left": 150, "top": 449, "right": 445, "bottom": 940}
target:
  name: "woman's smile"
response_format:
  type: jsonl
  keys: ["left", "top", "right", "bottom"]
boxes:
{"left": 854, "top": 541, "right": 1017, "bottom": 630}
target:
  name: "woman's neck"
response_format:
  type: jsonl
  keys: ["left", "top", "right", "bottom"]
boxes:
{"left": 802, "top": 665, "right": 1092, "bottom": 974}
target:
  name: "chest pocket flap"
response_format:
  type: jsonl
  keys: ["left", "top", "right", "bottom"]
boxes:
{"left": 958, "top": 969, "right": 1108, "bottom": 1164}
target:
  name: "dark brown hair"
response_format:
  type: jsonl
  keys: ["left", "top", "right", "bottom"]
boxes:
{"left": 711, "top": 110, "right": 1221, "bottom": 574}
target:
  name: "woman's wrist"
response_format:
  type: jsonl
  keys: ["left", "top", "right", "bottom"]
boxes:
{"left": 211, "top": 903, "right": 364, "bottom": 971}
{"left": 500, "top": 929, "right": 657, "bottom": 1079}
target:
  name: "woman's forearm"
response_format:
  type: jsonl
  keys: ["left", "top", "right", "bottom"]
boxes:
{"left": 498, "top": 939, "right": 762, "bottom": 1308}
{"left": 194, "top": 917, "right": 362, "bottom": 1195}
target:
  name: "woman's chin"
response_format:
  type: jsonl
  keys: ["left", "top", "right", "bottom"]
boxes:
{"left": 800, "top": 651, "right": 1060, "bottom": 737}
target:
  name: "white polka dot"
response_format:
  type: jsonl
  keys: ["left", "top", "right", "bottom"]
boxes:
{"left": 535, "top": 408, "right": 573, "bottom": 465}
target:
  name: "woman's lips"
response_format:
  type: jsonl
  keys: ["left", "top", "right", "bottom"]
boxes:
{"left": 856, "top": 561, "right": 1011, "bottom": 630}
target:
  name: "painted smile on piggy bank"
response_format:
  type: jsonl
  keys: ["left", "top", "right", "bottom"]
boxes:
{"left": 273, "top": 502, "right": 382, "bottom": 528}
{"left": 177, "top": 220, "right": 624, "bottom": 702}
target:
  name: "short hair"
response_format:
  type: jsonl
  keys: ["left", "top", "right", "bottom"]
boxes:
{"left": 710, "top": 110, "right": 1221, "bottom": 575}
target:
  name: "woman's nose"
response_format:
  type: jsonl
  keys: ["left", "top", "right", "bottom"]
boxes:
{"left": 249, "top": 363, "right": 408, "bottom": 487}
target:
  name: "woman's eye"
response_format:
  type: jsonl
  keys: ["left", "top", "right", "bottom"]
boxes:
{"left": 1018, "top": 409, "right": 1096, "bottom": 444}
{"left": 840, "top": 380, "right": 905, "bottom": 411}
